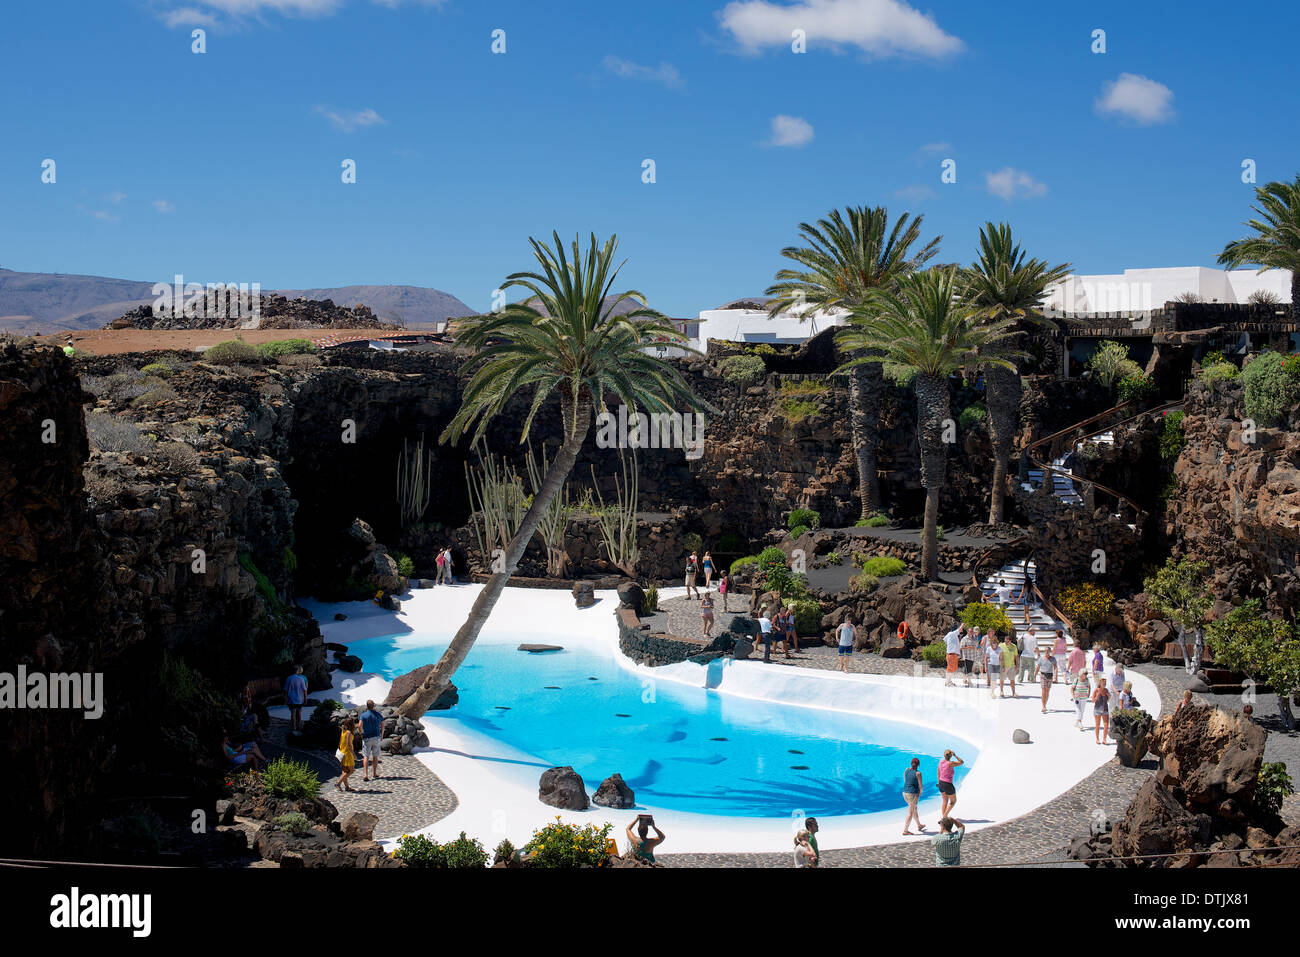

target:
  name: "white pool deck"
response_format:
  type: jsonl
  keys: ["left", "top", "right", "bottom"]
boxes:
{"left": 277, "top": 584, "right": 1160, "bottom": 855}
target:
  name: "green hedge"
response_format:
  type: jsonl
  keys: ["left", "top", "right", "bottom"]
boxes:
{"left": 787, "top": 508, "right": 821, "bottom": 530}
{"left": 1243, "top": 351, "right": 1300, "bottom": 426}
{"left": 257, "top": 338, "right": 317, "bottom": 360}
{"left": 720, "top": 354, "right": 765, "bottom": 384}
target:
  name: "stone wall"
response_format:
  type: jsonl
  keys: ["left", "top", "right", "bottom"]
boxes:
{"left": 1166, "top": 378, "right": 1300, "bottom": 613}
{"left": 615, "top": 607, "right": 737, "bottom": 667}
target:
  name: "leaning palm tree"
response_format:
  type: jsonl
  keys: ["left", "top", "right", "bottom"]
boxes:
{"left": 395, "top": 232, "right": 707, "bottom": 718}
{"left": 836, "top": 268, "right": 1020, "bottom": 580}
{"left": 1217, "top": 174, "right": 1300, "bottom": 309}
{"left": 766, "top": 206, "right": 941, "bottom": 518}
{"left": 962, "top": 222, "right": 1072, "bottom": 524}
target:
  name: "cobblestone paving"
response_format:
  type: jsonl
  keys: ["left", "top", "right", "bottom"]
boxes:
{"left": 263, "top": 718, "right": 458, "bottom": 840}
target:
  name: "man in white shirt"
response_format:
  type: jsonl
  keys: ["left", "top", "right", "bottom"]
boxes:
{"left": 943, "top": 623, "right": 965, "bottom": 686}
{"left": 759, "top": 613, "right": 773, "bottom": 663}
{"left": 993, "top": 579, "right": 1015, "bottom": 606}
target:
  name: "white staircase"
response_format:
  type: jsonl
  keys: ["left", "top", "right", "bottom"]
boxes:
{"left": 978, "top": 558, "right": 1075, "bottom": 654}
{"left": 1021, "top": 431, "right": 1115, "bottom": 506}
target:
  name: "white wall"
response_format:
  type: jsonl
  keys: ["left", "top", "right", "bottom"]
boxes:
{"left": 694, "top": 306, "right": 848, "bottom": 348}
{"left": 1046, "top": 266, "right": 1293, "bottom": 312}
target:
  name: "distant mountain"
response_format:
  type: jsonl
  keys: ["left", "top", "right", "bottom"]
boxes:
{"left": 0, "top": 268, "right": 475, "bottom": 335}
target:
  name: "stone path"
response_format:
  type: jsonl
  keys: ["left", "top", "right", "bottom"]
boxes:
{"left": 263, "top": 717, "right": 458, "bottom": 840}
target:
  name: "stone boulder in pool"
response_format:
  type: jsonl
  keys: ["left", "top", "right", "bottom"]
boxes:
{"left": 592, "top": 773, "right": 636, "bottom": 809}
{"left": 383, "top": 664, "right": 459, "bottom": 711}
{"left": 539, "top": 766, "right": 590, "bottom": 811}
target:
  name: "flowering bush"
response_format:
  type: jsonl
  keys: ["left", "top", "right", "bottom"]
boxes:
{"left": 523, "top": 818, "right": 613, "bottom": 868}
{"left": 958, "top": 602, "right": 1013, "bottom": 635}
{"left": 392, "top": 831, "right": 489, "bottom": 868}
{"left": 1055, "top": 582, "right": 1115, "bottom": 628}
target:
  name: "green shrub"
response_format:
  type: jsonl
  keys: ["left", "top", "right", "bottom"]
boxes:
{"left": 140, "top": 361, "right": 174, "bottom": 377}
{"left": 283, "top": 545, "right": 298, "bottom": 572}
{"left": 1117, "top": 373, "right": 1157, "bottom": 404}
{"left": 524, "top": 819, "right": 613, "bottom": 868}
{"left": 920, "top": 642, "right": 946, "bottom": 666}
{"left": 958, "top": 602, "right": 1013, "bottom": 636}
{"left": 204, "top": 339, "right": 261, "bottom": 365}
{"left": 1202, "top": 349, "right": 1227, "bottom": 366}
{"left": 862, "top": 556, "right": 907, "bottom": 578}
{"left": 1201, "top": 362, "right": 1240, "bottom": 384}
{"left": 1243, "top": 350, "right": 1300, "bottom": 427}
{"left": 310, "top": 700, "right": 342, "bottom": 724}
{"left": 935, "top": 525, "right": 945, "bottom": 541}
{"left": 856, "top": 514, "right": 890, "bottom": 528}
{"left": 1158, "top": 410, "right": 1186, "bottom": 464}
{"left": 682, "top": 532, "right": 703, "bottom": 553}
{"left": 256, "top": 338, "right": 316, "bottom": 360}
{"left": 787, "top": 508, "right": 821, "bottom": 531}
{"left": 788, "top": 525, "right": 810, "bottom": 538}
{"left": 720, "top": 354, "right": 765, "bottom": 384}
{"left": 239, "top": 553, "right": 287, "bottom": 615}
{"left": 756, "top": 545, "right": 806, "bottom": 596}
{"left": 641, "top": 583, "right": 659, "bottom": 615}
{"left": 784, "top": 597, "right": 822, "bottom": 634}
{"left": 883, "top": 361, "right": 917, "bottom": 387}
{"left": 730, "top": 555, "right": 758, "bottom": 575}
{"left": 389, "top": 550, "right": 415, "bottom": 578}
{"left": 442, "top": 831, "right": 490, "bottom": 868}
{"left": 393, "top": 833, "right": 445, "bottom": 868}
{"left": 493, "top": 838, "right": 518, "bottom": 865}
{"left": 1086, "top": 340, "right": 1138, "bottom": 388}
{"left": 1256, "top": 762, "right": 1295, "bottom": 816}
{"left": 850, "top": 572, "right": 879, "bottom": 592}
{"left": 824, "top": 550, "right": 841, "bottom": 564}
{"left": 751, "top": 343, "right": 777, "bottom": 355}
{"left": 261, "top": 756, "right": 321, "bottom": 799}
{"left": 274, "top": 811, "right": 313, "bottom": 837}
{"left": 958, "top": 403, "right": 987, "bottom": 431}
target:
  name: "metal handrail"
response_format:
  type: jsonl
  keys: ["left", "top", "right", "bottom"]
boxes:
{"left": 1021, "top": 398, "right": 1185, "bottom": 520}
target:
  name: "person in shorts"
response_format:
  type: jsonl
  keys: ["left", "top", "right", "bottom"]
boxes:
{"left": 942, "top": 623, "right": 964, "bottom": 686}
{"left": 998, "top": 634, "right": 1018, "bottom": 698}
{"left": 958, "top": 627, "right": 979, "bottom": 687}
{"left": 836, "top": 618, "right": 856, "bottom": 672}
{"left": 759, "top": 612, "right": 774, "bottom": 663}
{"left": 902, "top": 757, "right": 925, "bottom": 835}
{"left": 969, "top": 627, "right": 985, "bottom": 680}
{"left": 284, "top": 664, "right": 308, "bottom": 732}
{"left": 936, "top": 749, "right": 963, "bottom": 817}
{"left": 1018, "top": 627, "right": 1039, "bottom": 682}
{"left": 1036, "top": 647, "right": 1056, "bottom": 713}
{"left": 984, "top": 632, "right": 1001, "bottom": 697}
{"left": 359, "top": 699, "right": 385, "bottom": 781}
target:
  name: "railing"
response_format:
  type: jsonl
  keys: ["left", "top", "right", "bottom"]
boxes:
{"left": 1019, "top": 398, "right": 1184, "bottom": 523}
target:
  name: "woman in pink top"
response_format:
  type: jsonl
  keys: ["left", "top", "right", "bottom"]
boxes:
{"left": 1066, "top": 642, "right": 1084, "bottom": 673}
{"left": 1052, "top": 630, "right": 1068, "bottom": 683}
{"left": 936, "top": 749, "right": 963, "bottom": 817}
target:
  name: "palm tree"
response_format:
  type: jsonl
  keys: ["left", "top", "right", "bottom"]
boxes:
{"left": 962, "top": 223, "right": 1073, "bottom": 524}
{"left": 766, "top": 206, "right": 941, "bottom": 518}
{"left": 395, "top": 233, "right": 707, "bottom": 718}
{"left": 836, "top": 268, "right": 1019, "bottom": 580}
{"left": 1217, "top": 174, "right": 1300, "bottom": 309}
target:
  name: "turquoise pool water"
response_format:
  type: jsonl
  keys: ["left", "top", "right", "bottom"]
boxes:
{"left": 352, "top": 634, "right": 975, "bottom": 818}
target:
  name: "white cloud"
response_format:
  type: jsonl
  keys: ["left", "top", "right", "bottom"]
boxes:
{"left": 162, "top": 6, "right": 220, "bottom": 27}
{"left": 719, "top": 0, "right": 963, "bottom": 59}
{"left": 157, "top": 0, "right": 443, "bottom": 28}
{"left": 984, "top": 167, "right": 1047, "bottom": 201}
{"left": 603, "top": 55, "right": 685, "bottom": 90}
{"left": 768, "top": 114, "right": 814, "bottom": 147}
{"left": 313, "top": 106, "right": 386, "bottom": 132}
{"left": 152, "top": 199, "right": 176, "bottom": 213}
{"left": 106, "top": 190, "right": 128, "bottom": 205}
{"left": 918, "top": 141, "right": 951, "bottom": 154}
{"left": 1095, "top": 73, "right": 1175, "bottom": 125}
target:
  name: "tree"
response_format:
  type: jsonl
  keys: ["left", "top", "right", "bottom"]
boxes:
{"left": 1205, "top": 600, "right": 1300, "bottom": 730}
{"left": 962, "top": 222, "right": 1072, "bottom": 523}
{"left": 395, "top": 233, "right": 707, "bottom": 718}
{"left": 836, "top": 268, "right": 1018, "bottom": 579}
{"left": 1217, "top": 174, "right": 1300, "bottom": 308}
{"left": 1085, "top": 340, "right": 1142, "bottom": 389}
{"left": 1143, "top": 558, "right": 1212, "bottom": 674}
{"left": 766, "top": 206, "right": 940, "bottom": 518}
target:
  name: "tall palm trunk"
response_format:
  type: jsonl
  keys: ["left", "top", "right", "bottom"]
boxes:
{"left": 914, "top": 372, "right": 950, "bottom": 581}
{"left": 848, "top": 359, "right": 882, "bottom": 517}
{"left": 396, "top": 394, "right": 593, "bottom": 718}
{"left": 984, "top": 364, "right": 1021, "bottom": 524}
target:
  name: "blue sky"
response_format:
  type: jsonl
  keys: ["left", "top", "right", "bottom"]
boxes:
{"left": 0, "top": 0, "right": 1296, "bottom": 316}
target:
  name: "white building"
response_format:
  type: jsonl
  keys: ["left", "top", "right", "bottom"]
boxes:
{"left": 1045, "top": 266, "right": 1292, "bottom": 314}
{"left": 691, "top": 297, "right": 848, "bottom": 349}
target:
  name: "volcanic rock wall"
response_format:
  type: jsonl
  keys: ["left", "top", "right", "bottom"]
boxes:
{"left": 1166, "top": 377, "right": 1300, "bottom": 613}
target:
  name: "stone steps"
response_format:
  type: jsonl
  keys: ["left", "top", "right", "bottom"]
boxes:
{"left": 979, "top": 558, "right": 1074, "bottom": 652}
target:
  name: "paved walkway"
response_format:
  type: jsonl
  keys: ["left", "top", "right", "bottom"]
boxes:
{"left": 263, "top": 717, "right": 458, "bottom": 840}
